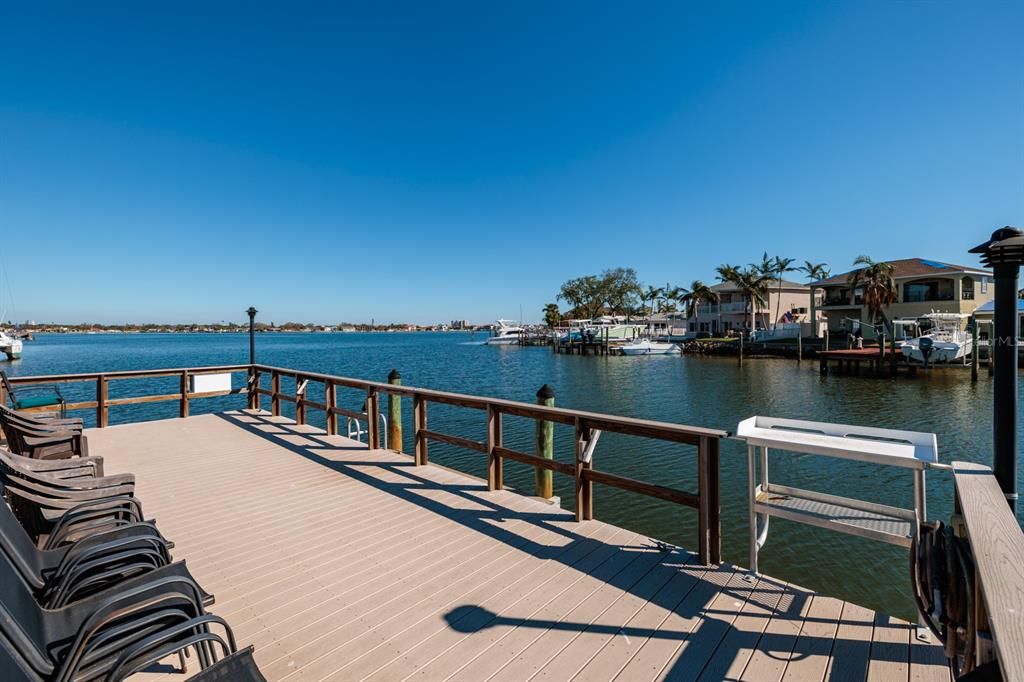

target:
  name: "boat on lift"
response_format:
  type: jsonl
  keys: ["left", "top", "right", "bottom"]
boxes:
{"left": 484, "top": 319, "right": 524, "bottom": 345}
{"left": 898, "top": 313, "right": 972, "bottom": 365}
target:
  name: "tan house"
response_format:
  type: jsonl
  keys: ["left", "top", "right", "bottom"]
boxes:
{"left": 688, "top": 279, "right": 820, "bottom": 336}
{"left": 813, "top": 258, "right": 992, "bottom": 338}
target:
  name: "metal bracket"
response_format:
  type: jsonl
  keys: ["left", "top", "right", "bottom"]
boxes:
{"left": 580, "top": 429, "right": 602, "bottom": 464}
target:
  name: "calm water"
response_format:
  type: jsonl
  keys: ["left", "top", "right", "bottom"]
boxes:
{"left": 6, "top": 331, "right": 1019, "bottom": 619}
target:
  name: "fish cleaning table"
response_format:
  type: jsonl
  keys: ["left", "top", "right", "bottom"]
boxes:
{"left": 735, "top": 416, "right": 939, "bottom": 575}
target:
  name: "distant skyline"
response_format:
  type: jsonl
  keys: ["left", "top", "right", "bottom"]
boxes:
{"left": 1, "top": 2, "right": 1021, "bottom": 325}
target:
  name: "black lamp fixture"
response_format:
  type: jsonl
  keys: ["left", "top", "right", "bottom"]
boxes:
{"left": 246, "top": 307, "right": 258, "bottom": 365}
{"left": 969, "top": 226, "right": 1024, "bottom": 512}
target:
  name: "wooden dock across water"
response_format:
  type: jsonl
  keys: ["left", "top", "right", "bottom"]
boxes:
{"left": 87, "top": 411, "right": 949, "bottom": 681}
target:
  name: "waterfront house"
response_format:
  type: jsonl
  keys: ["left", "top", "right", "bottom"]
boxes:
{"left": 813, "top": 258, "right": 992, "bottom": 339}
{"left": 971, "top": 298, "right": 1024, "bottom": 339}
{"left": 688, "top": 279, "right": 820, "bottom": 336}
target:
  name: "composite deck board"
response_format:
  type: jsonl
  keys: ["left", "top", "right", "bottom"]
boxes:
{"left": 82, "top": 411, "right": 949, "bottom": 681}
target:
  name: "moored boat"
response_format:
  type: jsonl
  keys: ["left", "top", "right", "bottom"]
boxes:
{"left": 898, "top": 313, "right": 972, "bottom": 365}
{"left": 484, "top": 319, "right": 523, "bottom": 345}
{"left": 0, "top": 330, "right": 23, "bottom": 360}
{"left": 619, "top": 338, "right": 681, "bottom": 355}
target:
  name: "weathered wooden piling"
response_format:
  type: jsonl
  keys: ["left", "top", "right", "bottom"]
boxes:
{"left": 972, "top": 323, "right": 980, "bottom": 382}
{"left": 388, "top": 369, "right": 403, "bottom": 452}
{"left": 535, "top": 384, "right": 555, "bottom": 498}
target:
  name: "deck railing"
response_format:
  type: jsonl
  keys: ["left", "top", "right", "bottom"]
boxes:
{"left": 251, "top": 364, "right": 725, "bottom": 564}
{"left": 1, "top": 363, "right": 726, "bottom": 564}
{"left": 0, "top": 365, "right": 251, "bottom": 427}
{"left": 951, "top": 461, "right": 1024, "bottom": 679}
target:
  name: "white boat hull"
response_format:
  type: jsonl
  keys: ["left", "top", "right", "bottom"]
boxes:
{"left": 484, "top": 336, "right": 519, "bottom": 345}
{"left": 900, "top": 338, "right": 971, "bottom": 364}
{"left": 620, "top": 340, "right": 681, "bottom": 356}
{"left": 0, "top": 336, "right": 21, "bottom": 360}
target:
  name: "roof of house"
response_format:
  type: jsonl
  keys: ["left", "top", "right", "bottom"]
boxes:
{"left": 973, "top": 299, "right": 1024, "bottom": 314}
{"left": 711, "top": 278, "right": 809, "bottom": 292}
{"left": 813, "top": 258, "right": 991, "bottom": 287}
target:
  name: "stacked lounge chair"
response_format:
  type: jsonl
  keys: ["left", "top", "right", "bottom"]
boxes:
{"left": 0, "top": 406, "right": 265, "bottom": 681}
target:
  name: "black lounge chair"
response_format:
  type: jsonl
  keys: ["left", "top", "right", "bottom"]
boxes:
{"left": 0, "top": 448, "right": 129, "bottom": 493}
{"left": 0, "top": 407, "right": 88, "bottom": 460}
{"left": 109, "top": 629, "right": 264, "bottom": 681}
{"left": 0, "top": 370, "right": 66, "bottom": 417}
{"left": 0, "top": 551, "right": 216, "bottom": 681}
{"left": 4, "top": 486, "right": 148, "bottom": 549}
{"left": 0, "top": 500, "right": 178, "bottom": 608}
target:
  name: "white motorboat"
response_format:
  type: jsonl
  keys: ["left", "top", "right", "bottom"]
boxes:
{"left": 0, "top": 330, "right": 23, "bottom": 360}
{"left": 898, "top": 313, "right": 972, "bottom": 365}
{"left": 484, "top": 319, "right": 523, "bottom": 345}
{"left": 619, "top": 338, "right": 681, "bottom": 356}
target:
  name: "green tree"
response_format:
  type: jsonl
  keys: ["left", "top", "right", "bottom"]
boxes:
{"left": 600, "top": 267, "right": 641, "bottom": 317}
{"left": 769, "top": 256, "right": 796, "bottom": 331}
{"left": 639, "top": 284, "right": 664, "bottom": 317}
{"left": 542, "top": 303, "right": 561, "bottom": 328}
{"left": 798, "top": 261, "right": 831, "bottom": 335}
{"left": 680, "top": 280, "right": 719, "bottom": 319}
{"left": 847, "top": 255, "right": 897, "bottom": 337}
{"left": 716, "top": 264, "right": 770, "bottom": 335}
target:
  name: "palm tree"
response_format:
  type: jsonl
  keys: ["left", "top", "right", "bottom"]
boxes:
{"left": 716, "top": 264, "right": 770, "bottom": 335}
{"left": 847, "top": 255, "right": 897, "bottom": 336}
{"left": 770, "top": 256, "right": 796, "bottom": 331}
{"left": 680, "top": 280, "right": 719, "bottom": 325}
{"left": 640, "top": 285, "right": 664, "bottom": 318}
{"left": 798, "top": 261, "right": 831, "bottom": 336}
{"left": 542, "top": 303, "right": 561, "bottom": 328}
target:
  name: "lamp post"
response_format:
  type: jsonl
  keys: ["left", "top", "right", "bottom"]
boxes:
{"left": 969, "top": 226, "right": 1024, "bottom": 513}
{"left": 246, "top": 307, "right": 258, "bottom": 364}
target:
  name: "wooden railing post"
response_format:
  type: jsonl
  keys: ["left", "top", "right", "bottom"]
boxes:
{"left": 179, "top": 370, "right": 190, "bottom": 418}
{"left": 535, "top": 384, "right": 555, "bottom": 498}
{"left": 295, "top": 375, "right": 306, "bottom": 425}
{"left": 697, "top": 436, "right": 722, "bottom": 565}
{"left": 487, "top": 404, "right": 503, "bottom": 491}
{"left": 366, "top": 387, "right": 380, "bottom": 449}
{"left": 271, "top": 371, "right": 281, "bottom": 416}
{"left": 387, "top": 369, "right": 403, "bottom": 453}
{"left": 413, "top": 395, "right": 427, "bottom": 465}
{"left": 96, "top": 376, "right": 108, "bottom": 428}
{"left": 325, "top": 380, "right": 337, "bottom": 435}
{"left": 574, "top": 418, "right": 592, "bottom": 521}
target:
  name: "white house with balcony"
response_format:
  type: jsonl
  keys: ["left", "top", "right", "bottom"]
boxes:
{"left": 687, "top": 279, "right": 821, "bottom": 336}
{"left": 813, "top": 258, "right": 992, "bottom": 339}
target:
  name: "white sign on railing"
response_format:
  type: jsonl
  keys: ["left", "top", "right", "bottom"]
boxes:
{"left": 190, "top": 373, "right": 232, "bottom": 394}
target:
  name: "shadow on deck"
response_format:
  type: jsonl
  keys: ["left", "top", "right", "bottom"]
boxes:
{"left": 85, "top": 410, "right": 947, "bottom": 681}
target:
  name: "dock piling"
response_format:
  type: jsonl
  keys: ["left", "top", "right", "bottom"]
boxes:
{"left": 535, "top": 384, "right": 555, "bottom": 498}
{"left": 972, "top": 323, "right": 980, "bottom": 382}
{"left": 387, "top": 369, "right": 403, "bottom": 453}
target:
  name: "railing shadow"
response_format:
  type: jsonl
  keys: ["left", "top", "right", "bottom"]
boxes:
{"left": 211, "top": 410, "right": 921, "bottom": 679}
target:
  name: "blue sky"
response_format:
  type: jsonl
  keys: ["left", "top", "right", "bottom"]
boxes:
{"left": 1, "top": 1, "right": 1021, "bottom": 325}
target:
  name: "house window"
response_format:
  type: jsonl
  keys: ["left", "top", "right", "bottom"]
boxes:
{"left": 981, "top": 276, "right": 988, "bottom": 294}
{"left": 689, "top": 322, "right": 696, "bottom": 331}
{"left": 903, "top": 278, "right": 954, "bottom": 303}
{"left": 962, "top": 276, "right": 975, "bottom": 300}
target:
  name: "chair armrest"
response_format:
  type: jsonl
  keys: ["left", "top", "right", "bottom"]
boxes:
{"left": 107, "top": 618, "right": 240, "bottom": 681}
{"left": 8, "top": 454, "right": 104, "bottom": 475}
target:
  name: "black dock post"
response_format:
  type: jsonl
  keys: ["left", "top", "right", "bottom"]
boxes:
{"left": 970, "top": 227, "right": 1024, "bottom": 513}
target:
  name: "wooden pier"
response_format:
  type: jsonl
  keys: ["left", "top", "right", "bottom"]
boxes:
{"left": 818, "top": 347, "right": 905, "bottom": 377}
{"left": 6, "top": 362, "right": 1020, "bottom": 680}
{"left": 89, "top": 412, "right": 948, "bottom": 681}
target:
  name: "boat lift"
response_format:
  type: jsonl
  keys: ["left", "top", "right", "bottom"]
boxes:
{"left": 736, "top": 416, "right": 940, "bottom": 637}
